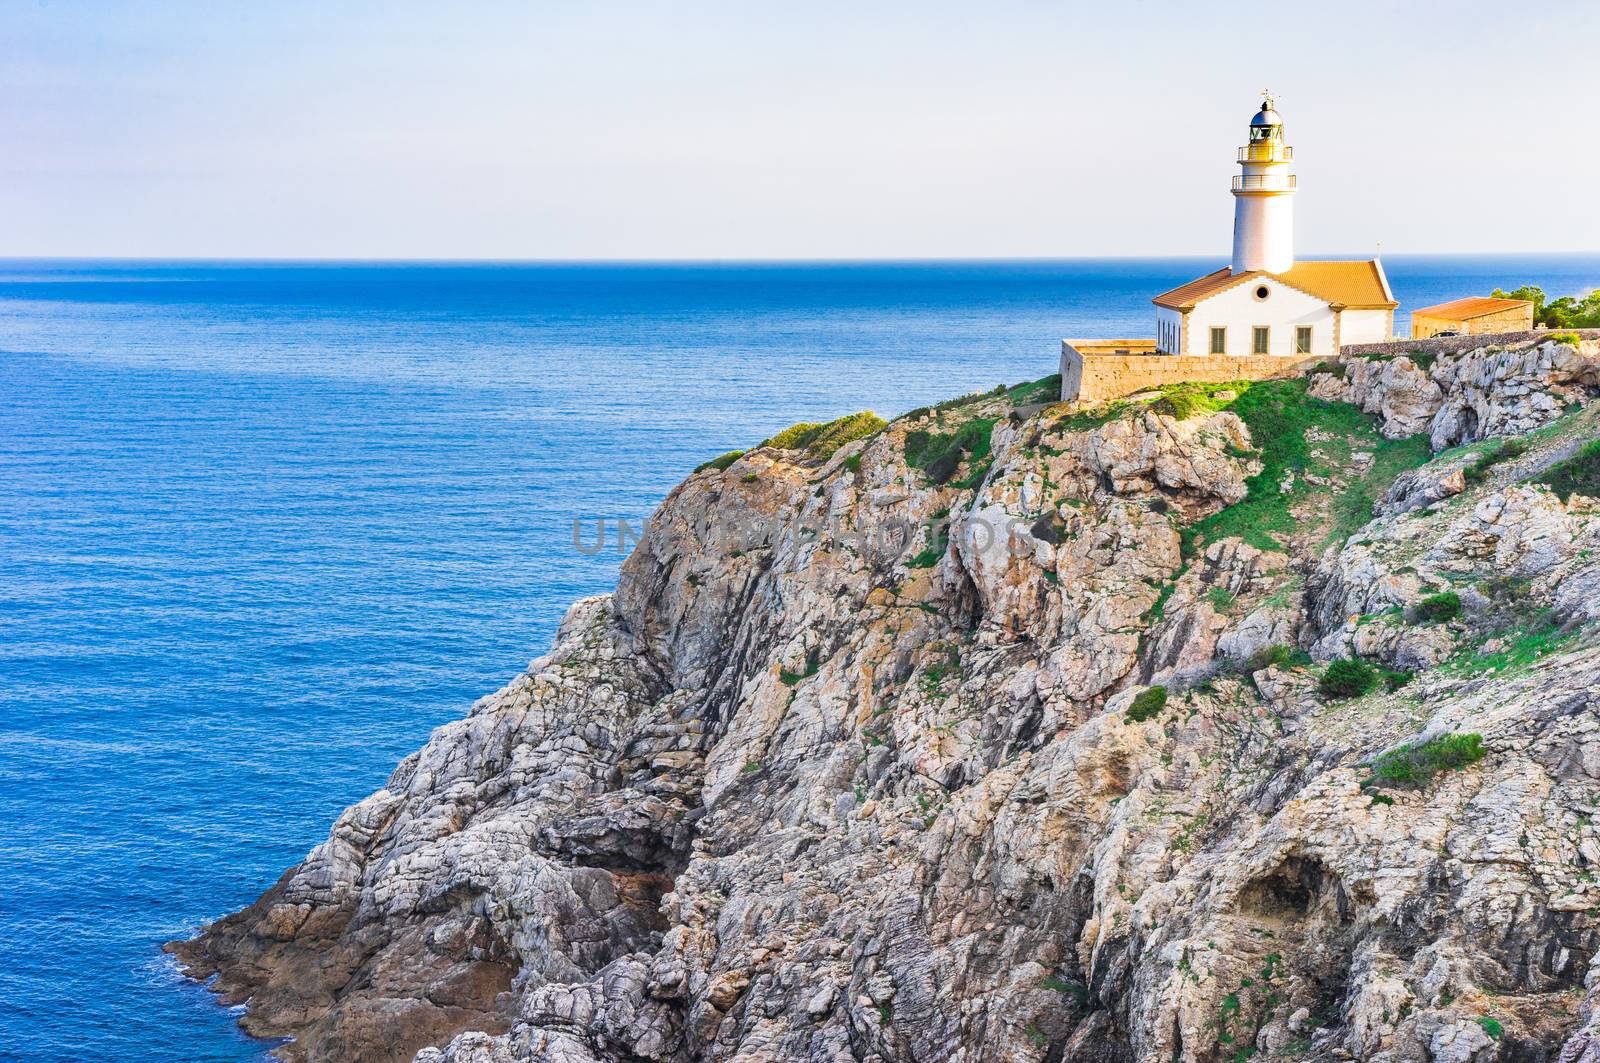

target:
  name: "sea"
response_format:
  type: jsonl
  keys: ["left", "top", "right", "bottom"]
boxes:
{"left": 2, "top": 256, "right": 1597, "bottom": 1061}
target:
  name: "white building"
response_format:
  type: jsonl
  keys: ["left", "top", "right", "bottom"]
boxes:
{"left": 1151, "top": 95, "right": 1396, "bottom": 358}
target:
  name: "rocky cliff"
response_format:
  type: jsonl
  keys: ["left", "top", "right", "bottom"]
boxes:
{"left": 172, "top": 338, "right": 1600, "bottom": 1063}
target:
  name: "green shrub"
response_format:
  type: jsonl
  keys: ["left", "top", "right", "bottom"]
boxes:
{"left": 843, "top": 453, "right": 862, "bottom": 474}
{"left": 1125, "top": 686, "right": 1168, "bottom": 723}
{"left": 1319, "top": 658, "right": 1379, "bottom": 699}
{"left": 908, "top": 518, "right": 948, "bottom": 568}
{"left": 801, "top": 411, "right": 887, "bottom": 460}
{"left": 695, "top": 449, "right": 745, "bottom": 473}
{"left": 1362, "top": 732, "right": 1486, "bottom": 791}
{"left": 1313, "top": 360, "right": 1347, "bottom": 380}
{"left": 1538, "top": 438, "right": 1600, "bottom": 501}
{"left": 1414, "top": 591, "right": 1462, "bottom": 623}
{"left": 779, "top": 660, "right": 819, "bottom": 686}
{"left": 1030, "top": 515, "right": 1066, "bottom": 544}
{"left": 1474, "top": 1016, "right": 1504, "bottom": 1041}
{"left": 905, "top": 416, "right": 997, "bottom": 485}
{"left": 1479, "top": 574, "right": 1531, "bottom": 601}
{"left": 1548, "top": 332, "right": 1582, "bottom": 348}
{"left": 1380, "top": 667, "right": 1414, "bottom": 691}
{"left": 762, "top": 420, "right": 823, "bottom": 450}
{"left": 759, "top": 411, "right": 886, "bottom": 461}
{"left": 1248, "top": 643, "right": 1309, "bottom": 671}
{"left": 924, "top": 451, "right": 959, "bottom": 484}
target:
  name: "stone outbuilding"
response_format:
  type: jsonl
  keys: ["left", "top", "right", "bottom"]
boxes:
{"left": 1410, "top": 296, "right": 1534, "bottom": 339}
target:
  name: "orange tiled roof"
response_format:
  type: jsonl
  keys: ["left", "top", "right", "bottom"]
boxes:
{"left": 1411, "top": 296, "right": 1532, "bottom": 321}
{"left": 1279, "top": 260, "right": 1397, "bottom": 309}
{"left": 1151, "top": 267, "right": 1240, "bottom": 309}
{"left": 1153, "top": 260, "right": 1398, "bottom": 311}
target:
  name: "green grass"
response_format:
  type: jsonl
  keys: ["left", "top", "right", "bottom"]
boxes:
{"left": 934, "top": 383, "right": 1008, "bottom": 413}
{"left": 1446, "top": 609, "right": 1580, "bottom": 675}
{"left": 1463, "top": 437, "right": 1527, "bottom": 485}
{"left": 1182, "top": 380, "right": 1432, "bottom": 554}
{"left": 1125, "top": 686, "right": 1168, "bottom": 723}
{"left": 1054, "top": 393, "right": 1158, "bottom": 432}
{"left": 1538, "top": 438, "right": 1600, "bottom": 501}
{"left": 1006, "top": 373, "right": 1062, "bottom": 405}
{"left": 1143, "top": 579, "right": 1178, "bottom": 623}
{"left": 1206, "top": 586, "right": 1237, "bottom": 612}
{"left": 1153, "top": 380, "right": 1251, "bottom": 420}
{"left": 1548, "top": 332, "right": 1582, "bottom": 348}
{"left": 1362, "top": 732, "right": 1486, "bottom": 791}
{"left": 1414, "top": 591, "right": 1462, "bottom": 623}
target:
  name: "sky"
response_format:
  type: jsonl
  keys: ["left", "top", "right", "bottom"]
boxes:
{"left": 2, "top": 0, "right": 1596, "bottom": 260}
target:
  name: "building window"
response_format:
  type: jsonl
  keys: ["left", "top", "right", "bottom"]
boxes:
{"left": 1296, "top": 326, "right": 1312, "bottom": 354}
{"left": 1210, "top": 327, "right": 1226, "bottom": 355}
{"left": 1253, "top": 326, "right": 1270, "bottom": 355}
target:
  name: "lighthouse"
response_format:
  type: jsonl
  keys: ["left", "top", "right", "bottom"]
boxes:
{"left": 1230, "top": 93, "right": 1296, "bottom": 274}
{"left": 1064, "top": 90, "right": 1398, "bottom": 389}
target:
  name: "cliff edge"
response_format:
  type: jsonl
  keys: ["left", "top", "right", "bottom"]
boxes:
{"left": 171, "top": 338, "right": 1600, "bottom": 1063}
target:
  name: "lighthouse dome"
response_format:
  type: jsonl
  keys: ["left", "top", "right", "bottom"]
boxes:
{"left": 1250, "top": 101, "right": 1283, "bottom": 128}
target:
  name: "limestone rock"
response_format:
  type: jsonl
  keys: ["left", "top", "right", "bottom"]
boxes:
{"left": 170, "top": 380, "right": 1600, "bottom": 1063}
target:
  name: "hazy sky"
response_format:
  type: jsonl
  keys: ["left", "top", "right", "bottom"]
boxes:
{"left": 4, "top": 1, "right": 1596, "bottom": 259}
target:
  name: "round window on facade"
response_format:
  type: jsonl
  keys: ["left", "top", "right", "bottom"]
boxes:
{"left": 1254, "top": 285, "right": 1271, "bottom": 301}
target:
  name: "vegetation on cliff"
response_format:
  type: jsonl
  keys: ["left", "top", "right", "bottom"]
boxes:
{"left": 177, "top": 335, "right": 1600, "bottom": 1063}
{"left": 1493, "top": 284, "right": 1600, "bottom": 329}
{"left": 694, "top": 409, "right": 887, "bottom": 471}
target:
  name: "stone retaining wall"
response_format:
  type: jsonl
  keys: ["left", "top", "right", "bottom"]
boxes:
{"left": 1060, "top": 341, "right": 1323, "bottom": 403}
{"left": 1342, "top": 328, "right": 1600, "bottom": 358}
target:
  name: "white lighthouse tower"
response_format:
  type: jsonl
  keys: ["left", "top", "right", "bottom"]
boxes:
{"left": 1230, "top": 93, "right": 1296, "bottom": 274}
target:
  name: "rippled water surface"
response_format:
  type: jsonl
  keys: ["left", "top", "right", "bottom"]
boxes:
{"left": 2, "top": 256, "right": 1596, "bottom": 1060}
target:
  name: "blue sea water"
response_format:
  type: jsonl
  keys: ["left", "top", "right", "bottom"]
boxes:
{"left": 2, "top": 255, "right": 1597, "bottom": 1062}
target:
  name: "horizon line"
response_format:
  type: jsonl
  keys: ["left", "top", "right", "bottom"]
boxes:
{"left": 2, "top": 250, "right": 1598, "bottom": 267}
